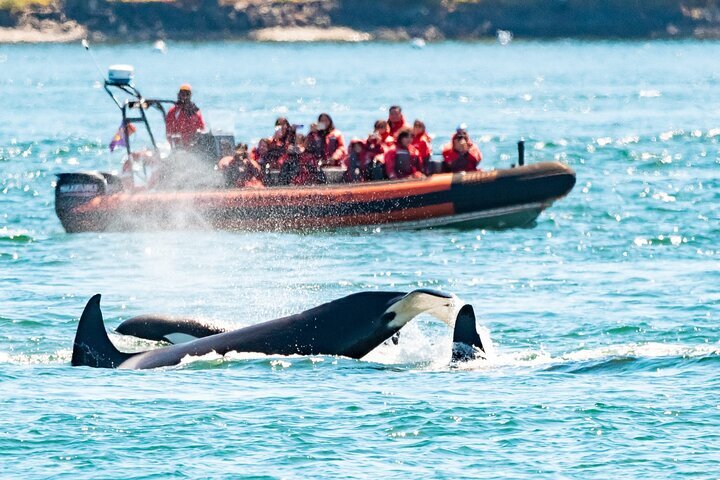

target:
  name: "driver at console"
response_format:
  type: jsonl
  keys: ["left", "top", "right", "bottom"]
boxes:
{"left": 165, "top": 84, "right": 205, "bottom": 149}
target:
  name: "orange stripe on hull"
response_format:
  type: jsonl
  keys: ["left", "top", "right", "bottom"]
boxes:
{"left": 58, "top": 163, "right": 576, "bottom": 232}
{"left": 211, "top": 203, "right": 456, "bottom": 230}
{"left": 77, "top": 174, "right": 455, "bottom": 213}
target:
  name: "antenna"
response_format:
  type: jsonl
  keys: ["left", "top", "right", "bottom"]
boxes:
{"left": 82, "top": 39, "right": 106, "bottom": 81}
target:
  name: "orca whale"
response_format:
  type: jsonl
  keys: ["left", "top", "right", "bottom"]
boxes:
{"left": 115, "top": 314, "right": 224, "bottom": 345}
{"left": 113, "top": 294, "right": 490, "bottom": 364}
{"left": 72, "top": 289, "right": 478, "bottom": 369}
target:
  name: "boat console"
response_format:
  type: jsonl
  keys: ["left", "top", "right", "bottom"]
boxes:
{"left": 102, "top": 64, "right": 236, "bottom": 185}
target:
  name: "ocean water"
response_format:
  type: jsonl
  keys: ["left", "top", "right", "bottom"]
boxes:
{"left": 1, "top": 40, "right": 719, "bottom": 478}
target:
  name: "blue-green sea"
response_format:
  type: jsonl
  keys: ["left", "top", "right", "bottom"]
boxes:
{"left": 1, "top": 41, "right": 719, "bottom": 478}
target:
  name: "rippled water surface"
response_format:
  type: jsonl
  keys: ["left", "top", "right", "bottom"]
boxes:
{"left": 1, "top": 41, "right": 719, "bottom": 478}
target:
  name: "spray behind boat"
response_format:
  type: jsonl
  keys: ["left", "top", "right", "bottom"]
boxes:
{"left": 57, "top": 42, "right": 234, "bottom": 205}
{"left": 97, "top": 61, "right": 234, "bottom": 185}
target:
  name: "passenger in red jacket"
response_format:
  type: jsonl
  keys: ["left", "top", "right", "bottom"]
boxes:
{"left": 263, "top": 117, "right": 292, "bottom": 169}
{"left": 251, "top": 138, "right": 269, "bottom": 164}
{"left": 372, "top": 119, "right": 394, "bottom": 146}
{"left": 385, "top": 130, "right": 424, "bottom": 179}
{"left": 280, "top": 133, "right": 326, "bottom": 186}
{"left": 217, "top": 143, "right": 264, "bottom": 188}
{"left": 316, "top": 113, "right": 347, "bottom": 167}
{"left": 165, "top": 84, "right": 205, "bottom": 148}
{"left": 296, "top": 134, "right": 328, "bottom": 185}
{"left": 344, "top": 138, "right": 367, "bottom": 182}
{"left": 365, "top": 134, "right": 387, "bottom": 181}
{"left": 441, "top": 131, "right": 482, "bottom": 172}
{"left": 364, "top": 124, "right": 394, "bottom": 180}
{"left": 411, "top": 119, "right": 433, "bottom": 166}
{"left": 453, "top": 123, "right": 482, "bottom": 150}
{"left": 388, "top": 105, "right": 410, "bottom": 138}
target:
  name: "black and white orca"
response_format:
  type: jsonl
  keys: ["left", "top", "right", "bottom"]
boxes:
{"left": 72, "top": 290, "right": 489, "bottom": 370}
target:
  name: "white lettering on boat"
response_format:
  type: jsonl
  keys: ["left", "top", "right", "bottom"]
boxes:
{"left": 59, "top": 184, "right": 100, "bottom": 195}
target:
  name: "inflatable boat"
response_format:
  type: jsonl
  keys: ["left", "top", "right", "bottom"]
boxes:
{"left": 55, "top": 64, "right": 575, "bottom": 233}
{"left": 55, "top": 162, "right": 575, "bottom": 232}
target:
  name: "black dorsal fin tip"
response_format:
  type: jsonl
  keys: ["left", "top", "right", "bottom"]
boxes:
{"left": 71, "top": 294, "right": 131, "bottom": 368}
{"left": 451, "top": 304, "right": 485, "bottom": 362}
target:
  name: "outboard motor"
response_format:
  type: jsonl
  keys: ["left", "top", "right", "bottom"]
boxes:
{"left": 55, "top": 172, "right": 122, "bottom": 232}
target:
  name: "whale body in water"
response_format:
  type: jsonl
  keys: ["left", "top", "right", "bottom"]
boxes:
{"left": 72, "top": 290, "right": 488, "bottom": 369}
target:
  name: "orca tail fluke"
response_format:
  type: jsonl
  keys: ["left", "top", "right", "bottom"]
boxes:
{"left": 451, "top": 304, "right": 486, "bottom": 362}
{"left": 71, "top": 294, "right": 131, "bottom": 368}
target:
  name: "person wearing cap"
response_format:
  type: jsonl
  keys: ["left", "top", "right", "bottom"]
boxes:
{"left": 452, "top": 123, "right": 481, "bottom": 149}
{"left": 441, "top": 129, "right": 482, "bottom": 173}
{"left": 165, "top": 84, "right": 205, "bottom": 149}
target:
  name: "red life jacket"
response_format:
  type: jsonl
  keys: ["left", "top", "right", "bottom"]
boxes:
{"left": 441, "top": 144, "right": 482, "bottom": 173}
{"left": 363, "top": 136, "right": 387, "bottom": 165}
{"left": 305, "top": 131, "right": 325, "bottom": 159}
{"left": 412, "top": 133, "right": 432, "bottom": 163}
{"left": 345, "top": 140, "right": 366, "bottom": 181}
{"left": 388, "top": 114, "right": 410, "bottom": 138}
{"left": 236, "top": 158, "right": 264, "bottom": 187}
{"left": 218, "top": 155, "right": 265, "bottom": 188}
{"left": 385, "top": 144, "right": 421, "bottom": 179}
{"left": 323, "top": 128, "right": 347, "bottom": 166}
{"left": 264, "top": 138, "right": 289, "bottom": 169}
{"left": 165, "top": 104, "right": 205, "bottom": 147}
{"left": 290, "top": 152, "right": 326, "bottom": 185}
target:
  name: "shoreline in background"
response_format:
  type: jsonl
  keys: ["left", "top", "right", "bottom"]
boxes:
{"left": 2, "top": 0, "right": 720, "bottom": 44}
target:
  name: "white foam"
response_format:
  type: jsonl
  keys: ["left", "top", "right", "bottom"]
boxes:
{"left": 178, "top": 351, "right": 225, "bottom": 366}
{"left": 0, "top": 349, "right": 72, "bottom": 365}
{"left": 449, "top": 341, "right": 720, "bottom": 372}
{"left": 3, "top": 331, "right": 717, "bottom": 373}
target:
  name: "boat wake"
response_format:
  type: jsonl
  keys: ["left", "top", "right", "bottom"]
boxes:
{"left": 454, "top": 343, "right": 720, "bottom": 374}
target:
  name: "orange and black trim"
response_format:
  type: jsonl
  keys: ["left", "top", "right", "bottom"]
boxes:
{"left": 56, "top": 162, "right": 575, "bottom": 232}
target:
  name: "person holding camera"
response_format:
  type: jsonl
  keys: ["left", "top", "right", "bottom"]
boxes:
{"left": 258, "top": 117, "right": 293, "bottom": 170}
{"left": 217, "top": 143, "right": 265, "bottom": 188}
{"left": 441, "top": 129, "right": 483, "bottom": 173}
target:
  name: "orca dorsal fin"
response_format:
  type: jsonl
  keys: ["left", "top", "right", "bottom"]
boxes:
{"left": 451, "top": 304, "right": 485, "bottom": 362}
{"left": 71, "top": 294, "right": 132, "bottom": 368}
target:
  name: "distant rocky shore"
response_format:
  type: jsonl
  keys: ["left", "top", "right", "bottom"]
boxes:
{"left": 2, "top": 0, "right": 720, "bottom": 44}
